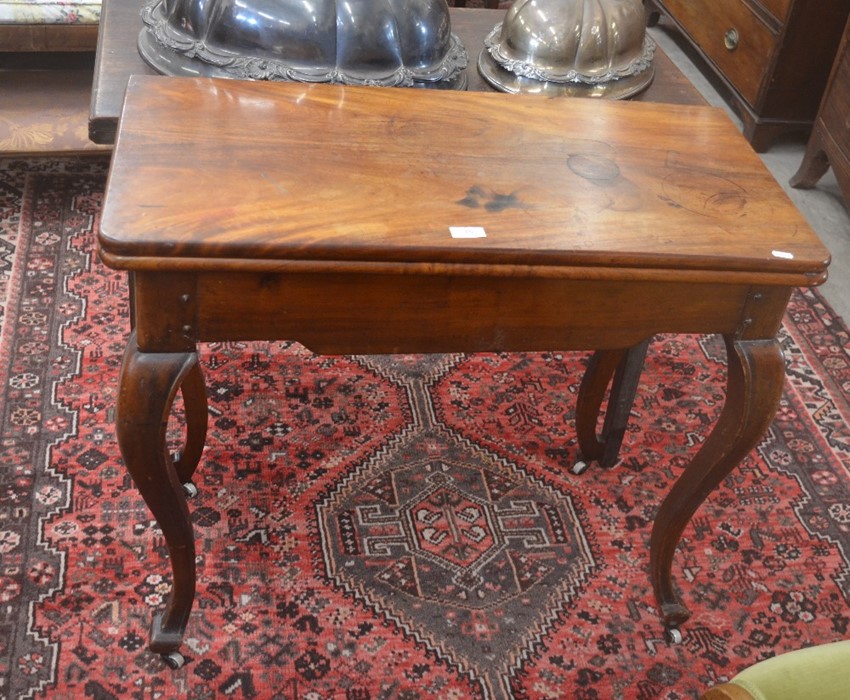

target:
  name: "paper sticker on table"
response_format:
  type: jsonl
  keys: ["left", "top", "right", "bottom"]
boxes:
{"left": 450, "top": 227, "right": 487, "bottom": 239}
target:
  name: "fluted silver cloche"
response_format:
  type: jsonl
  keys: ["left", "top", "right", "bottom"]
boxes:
{"left": 479, "top": 0, "right": 655, "bottom": 97}
{"left": 138, "top": 0, "right": 468, "bottom": 89}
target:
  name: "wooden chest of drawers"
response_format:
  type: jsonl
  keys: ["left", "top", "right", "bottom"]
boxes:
{"left": 646, "top": 0, "right": 850, "bottom": 151}
{"left": 791, "top": 15, "right": 850, "bottom": 207}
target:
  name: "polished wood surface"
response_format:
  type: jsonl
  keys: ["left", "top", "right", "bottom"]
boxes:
{"left": 0, "top": 54, "right": 109, "bottom": 155}
{"left": 100, "top": 75, "right": 828, "bottom": 659}
{"left": 654, "top": 0, "right": 775, "bottom": 107}
{"left": 101, "top": 77, "right": 827, "bottom": 283}
{"left": 0, "top": 24, "right": 98, "bottom": 52}
{"left": 89, "top": 2, "right": 707, "bottom": 144}
{"left": 646, "top": 0, "right": 850, "bottom": 151}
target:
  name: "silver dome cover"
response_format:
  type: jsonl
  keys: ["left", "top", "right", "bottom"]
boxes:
{"left": 138, "top": 0, "right": 468, "bottom": 89}
{"left": 479, "top": 0, "right": 655, "bottom": 97}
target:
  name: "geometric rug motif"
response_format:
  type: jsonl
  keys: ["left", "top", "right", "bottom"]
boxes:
{"left": 318, "top": 356, "right": 598, "bottom": 698}
{"left": 758, "top": 294, "right": 850, "bottom": 601}
{"left": 1, "top": 157, "right": 849, "bottom": 699}
{"left": 1, "top": 157, "right": 113, "bottom": 699}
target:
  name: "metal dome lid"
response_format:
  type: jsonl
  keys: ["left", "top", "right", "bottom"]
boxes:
{"left": 138, "top": 0, "right": 469, "bottom": 90}
{"left": 478, "top": 0, "right": 655, "bottom": 97}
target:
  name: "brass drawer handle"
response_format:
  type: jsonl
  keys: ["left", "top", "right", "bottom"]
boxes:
{"left": 724, "top": 28, "right": 739, "bottom": 51}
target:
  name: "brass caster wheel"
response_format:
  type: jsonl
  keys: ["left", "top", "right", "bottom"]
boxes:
{"left": 161, "top": 651, "right": 185, "bottom": 669}
{"left": 570, "top": 460, "right": 590, "bottom": 476}
{"left": 665, "top": 627, "right": 683, "bottom": 645}
{"left": 181, "top": 481, "right": 198, "bottom": 499}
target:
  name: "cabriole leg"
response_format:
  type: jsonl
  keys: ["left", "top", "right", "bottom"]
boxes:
{"left": 574, "top": 341, "right": 649, "bottom": 472}
{"left": 173, "top": 361, "right": 208, "bottom": 495}
{"left": 650, "top": 337, "right": 784, "bottom": 632}
{"left": 575, "top": 349, "right": 622, "bottom": 472}
{"left": 116, "top": 331, "right": 202, "bottom": 655}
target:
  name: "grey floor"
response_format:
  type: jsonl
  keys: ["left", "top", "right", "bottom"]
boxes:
{"left": 648, "top": 22, "right": 850, "bottom": 324}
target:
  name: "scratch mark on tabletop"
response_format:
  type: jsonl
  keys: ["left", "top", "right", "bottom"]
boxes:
{"left": 260, "top": 172, "right": 289, "bottom": 196}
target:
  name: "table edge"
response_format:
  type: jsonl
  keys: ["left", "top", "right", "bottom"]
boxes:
{"left": 96, "top": 251, "right": 829, "bottom": 288}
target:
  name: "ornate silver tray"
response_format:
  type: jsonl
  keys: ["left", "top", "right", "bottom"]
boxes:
{"left": 478, "top": 0, "right": 655, "bottom": 98}
{"left": 138, "top": 0, "right": 469, "bottom": 90}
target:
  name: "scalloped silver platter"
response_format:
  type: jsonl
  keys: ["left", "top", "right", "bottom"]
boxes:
{"left": 138, "top": 30, "right": 469, "bottom": 91}
{"left": 137, "top": 0, "right": 469, "bottom": 91}
{"left": 477, "top": 47, "right": 654, "bottom": 98}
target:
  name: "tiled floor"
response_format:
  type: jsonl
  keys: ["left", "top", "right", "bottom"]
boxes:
{"left": 2, "top": 21, "right": 848, "bottom": 321}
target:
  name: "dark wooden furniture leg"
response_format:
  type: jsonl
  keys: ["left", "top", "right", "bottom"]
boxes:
{"left": 790, "top": 128, "right": 831, "bottom": 190}
{"left": 116, "top": 332, "right": 204, "bottom": 667}
{"left": 650, "top": 336, "right": 784, "bottom": 641}
{"left": 644, "top": 0, "right": 661, "bottom": 27}
{"left": 173, "top": 362, "right": 208, "bottom": 494}
{"left": 574, "top": 340, "right": 650, "bottom": 473}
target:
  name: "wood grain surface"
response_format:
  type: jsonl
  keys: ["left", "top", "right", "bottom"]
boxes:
{"left": 100, "top": 75, "right": 828, "bottom": 286}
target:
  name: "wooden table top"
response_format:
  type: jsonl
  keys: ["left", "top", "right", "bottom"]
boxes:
{"left": 89, "top": 4, "right": 708, "bottom": 144}
{"left": 100, "top": 75, "right": 829, "bottom": 287}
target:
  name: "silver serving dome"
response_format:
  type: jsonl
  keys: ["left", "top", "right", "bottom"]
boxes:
{"left": 138, "top": 0, "right": 468, "bottom": 89}
{"left": 479, "top": 0, "right": 655, "bottom": 97}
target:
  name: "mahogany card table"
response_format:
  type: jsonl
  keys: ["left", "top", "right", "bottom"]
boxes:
{"left": 99, "top": 74, "right": 829, "bottom": 665}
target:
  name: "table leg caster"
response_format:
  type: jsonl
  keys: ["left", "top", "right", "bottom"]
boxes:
{"left": 161, "top": 651, "right": 186, "bottom": 669}
{"left": 665, "top": 627, "right": 683, "bottom": 645}
{"left": 570, "top": 460, "right": 590, "bottom": 476}
{"left": 181, "top": 481, "right": 198, "bottom": 499}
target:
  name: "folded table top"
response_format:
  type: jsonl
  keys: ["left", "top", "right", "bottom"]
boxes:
{"left": 99, "top": 75, "right": 829, "bottom": 288}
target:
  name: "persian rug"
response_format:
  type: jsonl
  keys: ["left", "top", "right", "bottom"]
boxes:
{"left": 1, "top": 157, "right": 848, "bottom": 699}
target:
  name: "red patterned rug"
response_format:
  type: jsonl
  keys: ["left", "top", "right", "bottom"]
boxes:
{"left": 1, "top": 157, "right": 849, "bottom": 699}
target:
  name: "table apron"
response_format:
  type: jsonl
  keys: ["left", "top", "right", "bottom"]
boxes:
{"left": 132, "top": 271, "right": 792, "bottom": 354}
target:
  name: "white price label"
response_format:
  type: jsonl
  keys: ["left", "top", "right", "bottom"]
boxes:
{"left": 449, "top": 227, "right": 487, "bottom": 239}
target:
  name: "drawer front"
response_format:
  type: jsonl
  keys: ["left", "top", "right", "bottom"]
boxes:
{"left": 821, "top": 41, "right": 850, "bottom": 155}
{"left": 756, "top": 0, "right": 791, "bottom": 23}
{"left": 662, "top": 0, "right": 778, "bottom": 106}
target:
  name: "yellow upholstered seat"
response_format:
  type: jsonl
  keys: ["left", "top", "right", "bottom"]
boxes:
{"left": 700, "top": 640, "right": 850, "bottom": 700}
